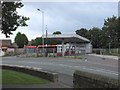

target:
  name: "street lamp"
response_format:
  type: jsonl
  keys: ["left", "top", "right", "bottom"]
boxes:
{"left": 108, "top": 35, "right": 111, "bottom": 54}
{"left": 37, "top": 9, "right": 44, "bottom": 56}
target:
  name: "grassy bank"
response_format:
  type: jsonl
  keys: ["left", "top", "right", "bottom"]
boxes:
{"left": 0, "top": 69, "right": 49, "bottom": 85}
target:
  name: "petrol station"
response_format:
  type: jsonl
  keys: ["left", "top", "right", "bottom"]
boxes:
{"left": 24, "top": 34, "right": 92, "bottom": 56}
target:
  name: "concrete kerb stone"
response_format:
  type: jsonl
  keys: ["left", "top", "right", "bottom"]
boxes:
{"left": 1, "top": 64, "right": 58, "bottom": 82}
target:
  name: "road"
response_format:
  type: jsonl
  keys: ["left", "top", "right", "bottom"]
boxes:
{"left": 1, "top": 54, "right": 118, "bottom": 87}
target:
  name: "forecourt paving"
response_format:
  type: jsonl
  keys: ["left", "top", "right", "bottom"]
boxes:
{"left": 1, "top": 54, "right": 118, "bottom": 87}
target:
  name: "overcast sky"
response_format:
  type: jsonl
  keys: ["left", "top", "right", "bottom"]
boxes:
{"left": 0, "top": 0, "right": 118, "bottom": 42}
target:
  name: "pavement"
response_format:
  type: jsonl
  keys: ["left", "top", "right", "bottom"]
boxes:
{"left": 88, "top": 54, "right": 119, "bottom": 60}
{"left": 2, "top": 82, "right": 71, "bottom": 88}
{"left": 1, "top": 54, "right": 119, "bottom": 88}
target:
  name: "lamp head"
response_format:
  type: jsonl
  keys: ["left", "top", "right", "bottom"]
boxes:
{"left": 37, "top": 9, "right": 40, "bottom": 11}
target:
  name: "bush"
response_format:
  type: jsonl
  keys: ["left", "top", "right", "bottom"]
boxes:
{"left": 4, "top": 52, "right": 17, "bottom": 56}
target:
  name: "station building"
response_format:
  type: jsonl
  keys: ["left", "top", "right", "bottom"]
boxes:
{"left": 25, "top": 34, "right": 92, "bottom": 56}
{"left": 0, "top": 39, "right": 18, "bottom": 56}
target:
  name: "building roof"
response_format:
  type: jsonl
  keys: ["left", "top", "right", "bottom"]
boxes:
{"left": 9, "top": 42, "right": 18, "bottom": 48}
{"left": 0, "top": 39, "right": 11, "bottom": 47}
{"left": 0, "top": 40, "right": 18, "bottom": 48}
{"left": 42, "top": 34, "right": 90, "bottom": 43}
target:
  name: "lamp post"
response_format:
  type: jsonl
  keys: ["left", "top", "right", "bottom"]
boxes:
{"left": 37, "top": 9, "right": 44, "bottom": 56}
{"left": 45, "top": 25, "right": 48, "bottom": 57}
{"left": 108, "top": 35, "right": 111, "bottom": 54}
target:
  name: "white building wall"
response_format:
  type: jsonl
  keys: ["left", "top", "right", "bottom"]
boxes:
{"left": 0, "top": 48, "right": 5, "bottom": 56}
{"left": 85, "top": 43, "right": 92, "bottom": 53}
{"left": 57, "top": 43, "right": 92, "bottom": 54}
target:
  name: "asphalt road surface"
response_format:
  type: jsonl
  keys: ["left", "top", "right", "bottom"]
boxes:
{"left": 1, "top": 54, "right": 118, "bottom": 87}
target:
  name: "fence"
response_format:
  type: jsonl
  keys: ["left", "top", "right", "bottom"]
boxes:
{"left": 92, "top": 48, "right": 120, "bottom": 56}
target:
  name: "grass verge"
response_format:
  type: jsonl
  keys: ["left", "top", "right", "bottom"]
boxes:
{"left": 0, "top": 69, "right": 49, "bottom": 85}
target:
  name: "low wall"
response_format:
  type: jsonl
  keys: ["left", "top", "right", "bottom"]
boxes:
{"left": 73, "top": 70, "right": 119, "bottom": 88}
{"left": 2, "top": 65, "right": 58, "bottom": 82}
{"left": 16, "top": 48, "right": 24, "bottom": 55}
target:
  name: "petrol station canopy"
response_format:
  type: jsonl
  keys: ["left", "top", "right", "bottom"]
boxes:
{"left": 42, "top": 34, "right": 90, "bottom": 43}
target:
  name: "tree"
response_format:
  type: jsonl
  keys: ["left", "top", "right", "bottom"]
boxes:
{"left": 75, "top": 28, "right": 103, "bottom": 48}
{"left": 53, "top": 31, "right": 62, "bottom": 35}
{"left": 31, "top": 39, "right": 36, "bottom": 46}
{"left": 75, "top": 28, "right": 89, "bottom": 38}
{"left": 88, "top": 27, "right": 103, "bottom": 48}
{"left": 30, "top": 37, "right": 61, "bottom": 46}
{"left": 22, "top": 34, "right": 28, "bottom": 45}
{"left": 15, "top": 32, "right": 28, "bottom": 48}
{"left": 30, "top": 37, "right": 42, "bottom": 46}
{"left": 34, "top": 37, "right": 42, "bottom": 46}
{"left": 51, "top": 31, "right": 61, "bottom": 44}
{"left": 102, "top": 16, "right": 119, "bottom": 48}
{"left": 1, "top": 1, "right": 29, "bottom": 37}
{"left": 75, "top": 16, "right": 119, "bottom": 49}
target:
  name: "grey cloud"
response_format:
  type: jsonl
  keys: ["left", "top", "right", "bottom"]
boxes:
{"left": 1, "top": 2, "right": 117, "bottom": 41}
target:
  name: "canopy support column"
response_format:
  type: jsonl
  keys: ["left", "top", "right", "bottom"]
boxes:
{"left": 62, "top": 38, "right": 65, "bottom": 57}
{"left": 69, "top": 42, "right": 71, "bottom": 56}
